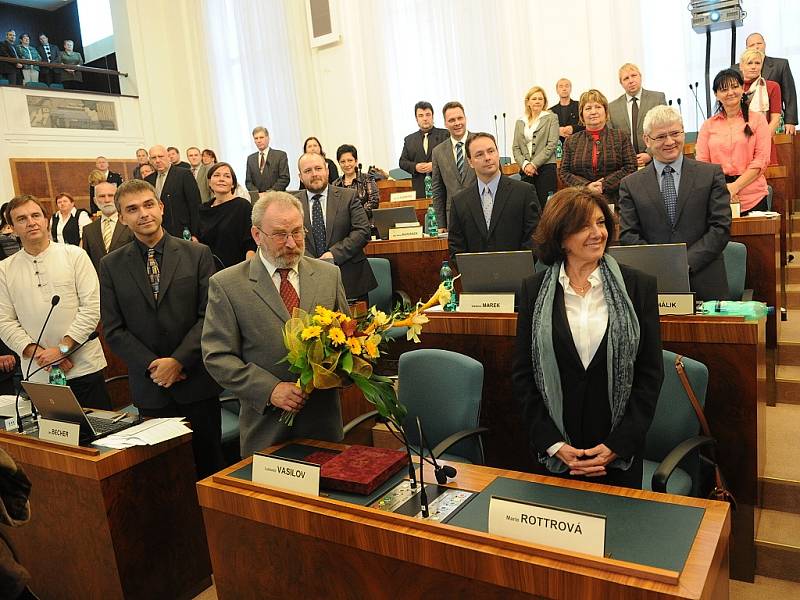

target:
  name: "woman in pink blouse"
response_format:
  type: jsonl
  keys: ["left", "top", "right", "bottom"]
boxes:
{"left": 696, "top": 68, "right": 771, "bottom": 215}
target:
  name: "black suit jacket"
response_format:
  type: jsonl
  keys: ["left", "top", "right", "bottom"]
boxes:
{"left": 512, "top": 264, "right": 663, "bottom": 464}
{"left": 0, "top": 40, "right": 19, "bottom": 81}
{"left": 294, "top": 187, "right": 377, "bottom": 299}
{"left": 447, "top": 175, "right": 540, "bottom": 266}
{"left": 763, "top": 56, "right": 797, "bottom": 125}
{"left": 99, "top": 234, "right": 221, "bottom": 409}
{"left": 146, "top": 167, "right": 201, "bottom": 237}
{"left": 399, "top": 127, "right": 449, "bottom": 198}
{"left": 617, "top": 157, "right": 731, "bottom": 300}
{"left": 82, "top": 217, "right": 134, "bottom": 272}
{"left": 35, "top": 43, "right": 60, "bottom": 66}
{"left": 246, "top": 148, "right": 290, "bottom": 192}
{"left": 88, "top": 170, "right": 123, "bottom": 213}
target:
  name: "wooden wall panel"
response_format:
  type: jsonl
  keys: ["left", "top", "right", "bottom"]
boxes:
{"left": 13, "top": 161, "right": 50, "bottom": 199}
{"left": 49, "top": 162, "right": 93, "bottom": 205}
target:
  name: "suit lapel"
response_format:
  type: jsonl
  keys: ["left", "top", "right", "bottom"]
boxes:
{"left": 298, "top": 258, "right": 318, "bottom": 313}
{"left": 126, "top": 243, "right": 156, "bottom": 309}
{"left": 156, "top": 235, "right": 181, "bottom": 304}
{"left": 487, "top": 176, "right": 509, "bottom": 238}
{"left": 553, "top": 285, "right": 585, "bottom": 371}
{"left": 249, "top": 256, "right": 290, "bottom": 322}
{"left": 674, "top": 158, "right": 696, "bottom": 225}
{"left": 466, "top": 185, "right": 488, "bottom": 238}
{"left": 297, "top": 192, "right": 316, "bottom": 255}
{"left": 641, "top": 163, "right": 668, "bottom": 222}
{"left": 325, "top": 187, "right": 340, "bottom": 245}
{"left": 110, "top": 222, "right": 127, "bottom": 250}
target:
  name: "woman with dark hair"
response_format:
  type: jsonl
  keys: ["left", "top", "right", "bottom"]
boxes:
{"left": 198, "top": 162, "right": 256, "bottom": 269}
{"left": 332, "top": 144, "right": 380, "bottom": 219}
{"left": 512, "top": 187, "right": 663, "bottom": 489}
{"left": 50, "top": 192, "right": 90, "bottom": 245}
{"left": 696, "top": 68, "right": 771, "bottom": 215}
{"left": 201, "top": 149, "right": 218, "bottom": 166}
{"left": 559, "top": 89, "right": 637, "bottom": 203}
{"left": 301, "top": 137, "right": 338, "bottom": 186}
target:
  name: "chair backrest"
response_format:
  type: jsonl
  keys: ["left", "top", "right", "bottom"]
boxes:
{"left": 398, "top": 348, "right": 484, "bottom": 464}
{"left": 23, "top": 82, "right": 48, "bottom": 89}
{"left": 388, "top": 168, "right": 411, "bottom": 180}
{"left": 644, "top": 350, "right": 707, "bottom": 465}
{"left": 367, "top": 257, "right": 393, "bottom": 313}
{"left": 49, "top": 83, "right": 64, "bottom": 89}
{"left": 0, "top": 79, "right": 9, "bottom": 86}
{"left": 722, "top": 241, "right": 747, "bottom": 301}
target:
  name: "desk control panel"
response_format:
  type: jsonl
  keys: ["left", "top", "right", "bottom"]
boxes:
{"left": 371, "top": 480, "right": 475, "bottom": 523}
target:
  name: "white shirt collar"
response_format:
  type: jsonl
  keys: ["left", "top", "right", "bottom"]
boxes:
{"left": 558, "top": 262, "right": 603, "bottom": 295}
{"left": 627, "top": 91, "right": 643, "bottom": 103}
{"left": 258, "top": 248, "right": 298, "bottom": 279}
{"left": 450, "top": 133, "right": 468, "bottom": 146}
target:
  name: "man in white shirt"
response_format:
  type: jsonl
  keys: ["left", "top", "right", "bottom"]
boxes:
{"left": 431, "top": 101, "right": 477, "bottom": 229}
{"left": 0, "top": 195, "right": 110, "bottom": 409}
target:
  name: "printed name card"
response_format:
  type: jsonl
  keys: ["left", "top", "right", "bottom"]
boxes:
{"left": 458, "top": 293, "right": 515, "bottom": 313}
{"left": 38, "top": 418, "right": 80, "bottom": 446}
{"left": 388, "top": 225, "right": 424, "bottom": 240}
{"left": 657, "top": 293, "right": 695, "bottom": 315}
{"left": 488, "top": 496, "right": 606, "bottom": 557}
{"left": 390, "top": 191, "right": 417, "bottom": 202}
{"left": 730, "top": 202, "right": 741, "bottom": 219}
{"left": 252, "top": 453, "right": 320, "bottom": 496}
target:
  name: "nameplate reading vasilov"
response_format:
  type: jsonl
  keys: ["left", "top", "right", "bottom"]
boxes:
{"left": 38, "top": 418, "right": 81, "bottom": 446}
{"left": 657, "top": 293, "right": 695, "bottom": 315}
{"left": 388, "top": 225, "right": 424, "bottom": 240}
{"left": 458, "top": 293, "right": 515, "bottom": 313}
{"left": 390, "top": 191, "right": 417, "bottom": 202}
{"left": 252, "top": 453, "right": 320, "bottom": 496}
{"left": 488, "top": 496, "right": 606, "bottom": 557}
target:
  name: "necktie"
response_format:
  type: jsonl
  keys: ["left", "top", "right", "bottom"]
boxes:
{"left": 44, "top": 46, "right": 51, "bottom": 61}
{"left": 259, "top": 152, "right": 265, "bottom": 171}
{"left": 191, "top": 167, "right": 197, "bottom": 178}
{"left": 423, "top": 132, "right": 429, "bottom": 155}
{"left": 102, "top": 218, "right": 113, "bottom": 252}
{"left": 455, "top": 142, "right": 465, "bottom": 181}
{"left": 277, "top": 268, "right": 299, "bottom": 314}
{"left": 662, "top": 165, "right": 678, "bottom": 226}
{"left": 146, "top": 248, "right": 160, "bottom": 300}
{"left": 310, "top": 194, "right": 327, "bottom": 257}
{"left": 481, "top": 186, "right": 493, "bottom": 229}
{"left": 630, "top": 97, "right": 640, "bottom": 153}
{"left": 155, "top": 172, "right": 166, "bottom": 199}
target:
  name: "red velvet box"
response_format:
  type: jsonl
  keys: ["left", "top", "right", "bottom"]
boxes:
{"left": 318, "top": 445, "right": 408, "bottom": 495}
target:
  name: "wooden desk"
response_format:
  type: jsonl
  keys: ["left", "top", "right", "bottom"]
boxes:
{"left": 765, "top": 165, "right": 790, "bottom": 267}
{"left": 389, "top": 312, "right": 764, "bottom": 582}
{"left": 376, "top": 179, "right": 413, "bottom": 204}
{"left": 199, "top": 440, "right": 730, "bottom": 600}
{"left": 365, "top": 237, "right": 448, "bottom": 304}
{"left": 0, "top": 432, "right": 212, "bottom": 600}
{"left": 378, "top": 198, "right": 431, "bottom": 223}
{"left": 730, "top": 216, "right": 781, "bottom": 347}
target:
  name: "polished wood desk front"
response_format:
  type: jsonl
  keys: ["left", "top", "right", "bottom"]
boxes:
{"left": 198, "top": 440, "right": 730, "bottom": 600}
{"left": 365, "top": 237, "right": 448, "bottom": 304}
{"left": 376, "top": 179, "right": 413, "bottom": 204}
{"left": 389, "top": 312, "right": 764, "bottom": 582}
{"left": 0, "top": 432, "right": 212, "bottom": 600}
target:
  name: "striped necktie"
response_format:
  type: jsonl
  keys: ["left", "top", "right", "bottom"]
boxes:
{"left": 455, "top": 142, "right": 465, "bottom": 181}
{"left": 102, "top": 218, "right": 113, "bottom": 252}
{"left": 662, "top": 165, "right": 678, "bottom": 225}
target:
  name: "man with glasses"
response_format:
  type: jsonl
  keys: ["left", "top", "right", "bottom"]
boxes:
{"left": 202, "top": 191, "right": 349, "bottom": 457}
{"left": 100, "top": 180, "right": 224, "bottom": 478}
{"left": 618, "top": 106, "right": 731, "bottom": 300}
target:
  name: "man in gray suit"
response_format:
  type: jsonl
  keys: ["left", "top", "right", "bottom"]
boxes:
{"left": 202, "top": 192, "right": 349, "bottom": 457}
{"left": 608, "top": 63, "right": 667, "bottom": 168}
{"left": 82, "top": 181, "right": 133, "bottom": 273}
{"left": 186, "top": 146, "right": 211, "bottom": 203}
{"left": 618, "top": 106, "right": 731, "bottom": 300}
{"left": 431, "top": 101, "right": 476, "bottom": 230}
{"left": 743, "top": 33, "right": 797, "bottom": 134}
{"left": 245, "top": 126, "right": 290, "bottom": 192}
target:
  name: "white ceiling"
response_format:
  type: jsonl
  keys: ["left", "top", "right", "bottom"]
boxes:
{"left": 1, "top": 0, "right": 72, "bottom": 11}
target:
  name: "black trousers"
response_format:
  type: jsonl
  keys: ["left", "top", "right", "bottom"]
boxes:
{"left": 741, "top": 195, "right": 769, "bottom": 216}
{"left": 139, "top": 396, "right": 225, "bottom": 480}
{"left": 68, "top": 370, "right": 112, "bottom": 410}
{"left": 521, "top": 162, "right": 557, "bottom": 209}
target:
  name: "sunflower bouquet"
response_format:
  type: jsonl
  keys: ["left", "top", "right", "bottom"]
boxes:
{"left": 278, "top": 282, "right": 454, "bottom": 426}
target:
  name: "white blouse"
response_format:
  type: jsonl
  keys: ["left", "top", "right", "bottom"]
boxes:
{"left": 558, "top": 263, "right": 608, "bottom": 370}
{"left": 52, "top": 207, "right": 91, "bottom": 244}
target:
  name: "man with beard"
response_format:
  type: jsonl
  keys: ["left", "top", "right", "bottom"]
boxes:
{"left": 202, "top": 191, "right": 349, "bottom": 457}
{"left": 81, "top": 181, "right": 134, "bottom": 273}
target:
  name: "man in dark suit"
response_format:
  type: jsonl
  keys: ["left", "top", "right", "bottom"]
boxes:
{"left": 245, "top": 126, "right": 290, "bottom": 192}
{"left": 145, "top": 145, "right": 201, "bottom": 238}
{"left": 399, "top": 101, "right": 449, "bottom": 198}
{"left": 132, "top": 148, "right": 150, "bottom": 179}
{"left": 36, "top": 33, "right": 60, "bottom": 85}
{"left": 100, "top": 179, "right": 224, "bottom": 478}
{"left": 448, "top": 133, "right": 540, "bottom": 267}
{"left": 186, "top": 146, "right": 211, "bottom": 204}
{"left": 167, "top": 147, "right": 191, "bottom": 170}
{"left": 550, "top": 78, "right": 585, "bottom": 141}
{"left": 0, "top": 338, "right": 16, "bottom": 395}
{"left": 88, "top": 156, "right": 123, "bottom": 214}
{"left": 744, "top": 33, "right": 797, "bottom": 134}
{"left": 0, "top": 30, "right": 22, "bottom": 85}
{"left": 81, "top": 181, "right": 133, "bottom": 273}
{"left": 618, "top": 106, "right": 731, "bottom": 300}
{"left": 293, "top": 152, "right": 376, "bottom": 301}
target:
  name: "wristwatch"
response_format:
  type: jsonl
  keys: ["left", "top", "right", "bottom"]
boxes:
{"left": 59, "top": 343, "right": 70, "bottom": 354}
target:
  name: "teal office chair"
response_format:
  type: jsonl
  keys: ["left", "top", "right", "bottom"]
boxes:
{"left": 23, "top": 82, "right": 48, "bottom": 89}
{"left": 49, "top": 83, "right": 64, "bottom": 89}
{"left": 0, "top": 79, "right": 9, "bottom": 86}
{"left": 367, "top": 257, "right": 410, "bottom": 340}
{"left": 642, "top": 351, "right": 715, "bottom": 496}
{"left": 722, "top": 241, "right": 752, "bottom": 301}
{"left": 388, "top": 168, "right": 411, "bottom": 180}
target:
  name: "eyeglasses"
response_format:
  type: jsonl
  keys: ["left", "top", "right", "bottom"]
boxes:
{"left": 648, "top": 130, "right": 685, "bottom": 144}
{"left": 256, "top": 226, "right": 307, "bottom": 244}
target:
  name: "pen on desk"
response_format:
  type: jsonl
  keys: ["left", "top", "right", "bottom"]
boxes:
{"left": 110, "top": 413, "right": 128, "bottom": 423}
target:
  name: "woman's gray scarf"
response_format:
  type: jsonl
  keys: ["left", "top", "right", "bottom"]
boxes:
{"left": 530, "top": 254, "right": 639, "bottom": 473}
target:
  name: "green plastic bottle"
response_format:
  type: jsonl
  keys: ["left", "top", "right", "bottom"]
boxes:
{"left": 49, "top": 366, "right": 67, "bottom": 386}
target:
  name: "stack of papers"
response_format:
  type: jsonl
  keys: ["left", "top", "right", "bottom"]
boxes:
{"left": 94, "top": 417, "right": 192, "bottom": 449}
{"left": 0, "top": 395, "right": 31, "bottom": 418}
{"left": 744, "top": 211, "right": 780, "bottom": 218}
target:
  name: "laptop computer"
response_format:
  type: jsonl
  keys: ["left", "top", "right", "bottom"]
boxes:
{"left": 457, "top": 250, "right": 535, "bottom": 302}
{"left": 372, "top": 206, "right": 418, "bottom": 240}
{"left": 21, "top": 381, "right": 140, "bottom": 443}
{"left": 608, "top": 243, "right": 691, "bottom": 293}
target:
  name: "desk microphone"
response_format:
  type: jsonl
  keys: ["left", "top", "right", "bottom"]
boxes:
{"left": 416, "top": 417, "right": 429, "bottom": 518}
{"left": 502, "top": 112, "right": 508, "bottom": 159}
{"left": 25, "top": 295, "right": 60, "bottom": 379}
{"left": 493, "top": 115, "right": 499, "bottom": 145}
{"left": 668, "top": 99, "right": 673, "bottom": 106}
{"left": 418, "top": 416, "right": 457, "bottom": 484}
{"left": 676, "top": 97, "right": 682, "bottom": 116}
{"left": 689, "top": 83, "right": 704, "bottom": 131}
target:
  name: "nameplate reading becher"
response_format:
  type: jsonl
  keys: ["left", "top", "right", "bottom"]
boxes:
{"left": 37, "top": 418, "right": 81, "bottom": 446}
{"left": 252, "top": 454, "right": 320, "bottom": 496}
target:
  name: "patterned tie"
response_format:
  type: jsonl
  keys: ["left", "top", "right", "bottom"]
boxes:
{"left": 630, "top": 97, "right": 640, "bottom": 153}
{"left": 423, "top": 132, "right": 429, "bottom": 155}
{"left": 455, "top": 142, "right": 465, "bottom": 182}
{"left": 146, "top": 248, "right": 160, "bottom": 300}
{"left": 310, "top": 194, "right": 327, "bottom": 257}
{"left": 259, "top": 152, "right": 265, "bottom": 171}
{"left": 155, "top": 172, "right": 166, "bottom": 199}
{"left": 277, "top": 268, "right": 299, "bottom": 314}
{"left": 102, "top": 218, "right": 113, "bottom": 252}
{"left": 44, "top": 46, "right": 51, "bottom": 61}
{"left": 481, "top": 186, "right": 493, "bottom": 229}
{"left": 662, "top": 165, "right": 678, "bottom": 226}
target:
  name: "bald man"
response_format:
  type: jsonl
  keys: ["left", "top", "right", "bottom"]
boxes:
{"left": 145, "top": 144, "right": 201, "bottom": 238}
{"left": 742, "top": 33, "right": 797, "bottom": 134}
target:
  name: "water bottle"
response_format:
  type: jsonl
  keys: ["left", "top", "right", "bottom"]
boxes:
{"left": 424, "top": 173, "right": 433, "bottom": 199}
{"left": 182, "top": 226, "right": 191, "bottom": 241}
{"left": 49, "top": 366, "right": 67, "bottom": 386}
{"left": 425, "top": 206, "right": 438, "bottom": 237}
{"left": 555, "top": 139, "right": 563, "bottom": 160}
{"left": 439, "top": 260, "right": 452, "bottom": 282}
{"left": 778, "top": 114, "right": 785, "bottom": 134}
{"left": 545, "top": 191, "right": 554, "bottom": 207}
{"left": 439, "top": 261, "right": 458, "bottom": 312}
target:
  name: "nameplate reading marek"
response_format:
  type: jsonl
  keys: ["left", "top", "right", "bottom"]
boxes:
{"left": 390, "top": 191, "right": 417, "bottom": 202}
{"left": 458, "top": 293, "right": 515, "bottom": 313}
{"left": 388, "top": 225, "right": 424, "bottom": 240}
{"left": 252, "top": 454, "right": 320, "bottom": 496}
{"left": 488, "top": 496, "right": 606, "bottom": 557}
{"left": 38, "top": 418, "right": 80, "bottom": 446}
{"left": 657, "top": 293, "right": 695, "bottom": 315}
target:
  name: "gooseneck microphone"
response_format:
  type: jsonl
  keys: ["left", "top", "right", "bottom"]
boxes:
{"left": 676, "top": 97, "right": 682, "bottom": 116}
{"left": 502, "top": 112, "right": 508, "bottom": 161}
{"left": 418, "top": 418, "right": 457, "bottom": 484}
{"left": 689, "top": 83, "right": 704, "bottom": 132}
{"left": 25, "top": 295, "right": 60, "bottom": 379}
{"left": 493, "top": 114, "right": 499, "bottom": 145}
{"left": 416, "top": 417, "right": 429, "bottom": 518}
